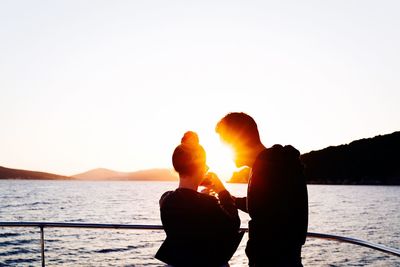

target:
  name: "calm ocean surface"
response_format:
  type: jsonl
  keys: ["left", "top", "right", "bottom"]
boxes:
{"left": 0, "top": 180, "right": 399, "bottom": 266}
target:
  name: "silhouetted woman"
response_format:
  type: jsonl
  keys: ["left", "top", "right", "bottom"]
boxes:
{"left": 155, "top": 131, "right": 243, "bottom": 267}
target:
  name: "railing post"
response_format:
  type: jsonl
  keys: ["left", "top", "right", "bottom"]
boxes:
{"left": 40, "top": 226, "right": 45, "bottom": 267}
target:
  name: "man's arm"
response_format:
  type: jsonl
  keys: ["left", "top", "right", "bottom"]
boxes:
{"left": 232, "top": 196, "right": 248, "bottom": 213}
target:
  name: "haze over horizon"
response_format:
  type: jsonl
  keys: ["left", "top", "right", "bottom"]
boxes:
{"left": 1, "top": 1, "right": 399, "bottom": 177}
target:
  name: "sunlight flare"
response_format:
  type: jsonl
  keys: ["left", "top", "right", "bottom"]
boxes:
{"left": 202, "top": 138, "right": 237, "bottom": 181}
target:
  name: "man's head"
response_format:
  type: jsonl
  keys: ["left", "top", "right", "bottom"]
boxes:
{"left": 215, "top": 112, "right": 262, "bottom": 167}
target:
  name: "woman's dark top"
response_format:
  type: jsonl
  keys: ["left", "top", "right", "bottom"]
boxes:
{"left": 155, "top": 188, "right": 243, "bottom": 267}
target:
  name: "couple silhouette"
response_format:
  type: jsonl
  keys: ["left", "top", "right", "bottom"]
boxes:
{"left": 155, "top": 112, "right": 308, "bottom": 267}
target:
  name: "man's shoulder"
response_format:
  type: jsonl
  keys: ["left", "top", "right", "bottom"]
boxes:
{"left": 253, "top": 145, "right": 302, "bottom": 174}
{"left": 269, "top": 144, "right": 300, "bottom": 155}
{"left": 260, "top": 144, "right": 300, "bottom": 160}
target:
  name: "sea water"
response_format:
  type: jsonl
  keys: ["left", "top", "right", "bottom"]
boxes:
{"left": 0, "top": 180, "right": 399, "bottom": 266}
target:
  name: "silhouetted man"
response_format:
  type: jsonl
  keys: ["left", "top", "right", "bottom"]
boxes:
{"left": 216, "top": 112, "right": 308, "bottom": 267}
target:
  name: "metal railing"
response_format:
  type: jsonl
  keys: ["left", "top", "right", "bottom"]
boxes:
{"left": 1, "top": 222, "right": 399, "bottom": 267}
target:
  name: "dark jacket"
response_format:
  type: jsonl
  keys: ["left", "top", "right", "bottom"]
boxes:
{"left": 235, "top": 145, "right": 308, "bottom": 265}
{"left": 156, "top": 188, "right": 243, "bottom": 267}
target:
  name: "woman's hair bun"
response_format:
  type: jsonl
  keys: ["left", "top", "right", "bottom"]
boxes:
{"left": 181, "top": 131, "right": 199, "bottom": 146}
{"left": 173, "top": 131, "right": 206, "bottom": 176}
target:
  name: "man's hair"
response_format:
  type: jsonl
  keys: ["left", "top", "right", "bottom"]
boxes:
{"left": 172, "top": 131, "right": 206, "bottom": 176}
{"left": 215, "top": 112, "right": 261, "bottom": 145}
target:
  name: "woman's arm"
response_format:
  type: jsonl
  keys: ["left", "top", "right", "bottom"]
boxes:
{"left": 205, "top": 173, "right": 240, "bottom": 228}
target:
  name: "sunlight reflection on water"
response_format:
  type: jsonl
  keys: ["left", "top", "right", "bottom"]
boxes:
{"left": 0, "top": 181, "right": 399, "bottom": 266}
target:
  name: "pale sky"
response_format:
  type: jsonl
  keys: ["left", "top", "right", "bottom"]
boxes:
{"left": 1, "top": 1, "right": 399, "bottom": 178}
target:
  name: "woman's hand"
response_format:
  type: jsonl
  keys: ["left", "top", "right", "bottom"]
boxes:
{"left": 203, "top": 172, "right": 226, "bottom": 193}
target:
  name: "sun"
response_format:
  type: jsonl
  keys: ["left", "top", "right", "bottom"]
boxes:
{"left": 201, "top": 135, "right": 237, "bottom": 181}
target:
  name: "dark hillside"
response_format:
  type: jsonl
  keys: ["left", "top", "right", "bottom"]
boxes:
{"left": 0, "top": 166, "right": 72, "bottom": 180}
{"left": 301, "top": 131, "right": 400, "bottom": 185}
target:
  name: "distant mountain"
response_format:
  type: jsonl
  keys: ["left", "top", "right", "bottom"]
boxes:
{"left": 0, "top": 166, "right": 72, "bottom": 180}
{"left": 301, "top": 131, "right": 400, "bottom": 185}
{"left": 73, "top": 168, "right": 127, "bottom": 180}
{"left": 227, "top": 167, "right": 250, "bottom": 183}
{"left": 0, "top": 166, "right": 178, "bottom": 181}
{"left": 72, "top": 168, "right": 178, "bottom": 181}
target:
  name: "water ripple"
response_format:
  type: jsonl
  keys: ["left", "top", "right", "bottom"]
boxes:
{"left": 0, "top": 232, "right": 21, "bottom": 238}
{"left": 94, "top": 246, "right": 135, "bottom": 254}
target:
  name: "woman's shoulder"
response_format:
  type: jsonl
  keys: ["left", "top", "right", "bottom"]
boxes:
{"left": 159, "top": 188, "right": 218, "bottom": 208}
{"left": 159, "top": 191, "right": 174, "bottom": 207}
{"left": 159, "top": 188, "right": 198, "bottom": 205}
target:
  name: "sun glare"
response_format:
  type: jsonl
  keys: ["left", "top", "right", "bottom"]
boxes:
{"left": 202, "top": 138, "right": 237, "bottom": 181}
